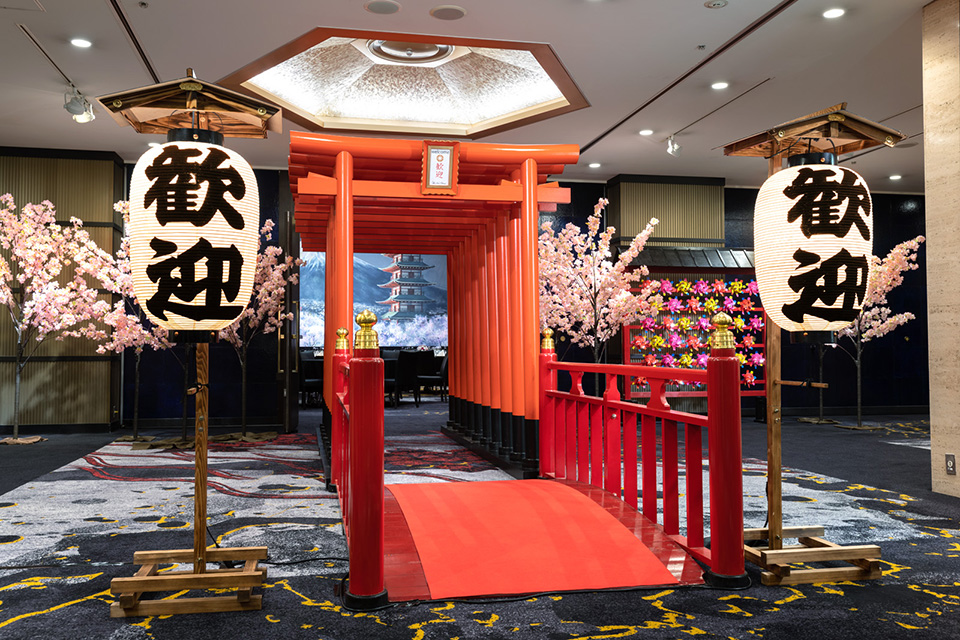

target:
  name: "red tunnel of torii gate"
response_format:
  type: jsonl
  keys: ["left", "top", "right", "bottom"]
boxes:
{"left": 288, "top": 132, "right": 579, "bottom": 461}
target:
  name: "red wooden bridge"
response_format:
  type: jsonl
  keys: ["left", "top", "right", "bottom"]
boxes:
{"left": 329, "top": 317, "right": 746, "bottom": 608}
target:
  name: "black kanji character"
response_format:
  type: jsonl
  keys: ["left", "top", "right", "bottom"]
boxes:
{"left": 781, "top": 247, "right": 868, "bottom": 324}
{"left": 144, "top": 145, "right": 246, "bottom": 229}
{"left": 783, "top": 166, "right": 871, "bottom": 240}
{"left": 146, "top": 237, "right": 244, "bottom": 321}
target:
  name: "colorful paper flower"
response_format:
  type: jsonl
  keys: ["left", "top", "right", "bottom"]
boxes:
{"left": 742, "top": 371, "right": 756, "bottom": 386}
{"left": 749, "top": 315, "right": 764, "bottom": 331}
{"left": 729, "top": 280, "right": 745, "bottom": 294}
{"left": 650, "top": 335, "right": 665, "bottom": 349}
{"left": 667, "top": 332, "right": 684, "bottom": 349}
{"left": 677, "top": 316, "right": 693, "bottom": 332}
{"left": 704, "top": 298, "right": 719, "bottom": 313}
{"left": 632, "top": 335, "right": 649, "bottom": 351}
{"left": 697, "top": 317, "right": 713, "bottom": 331}
{"left": 732, "top": 315, "right": 746, "bottom": 331}
{"left": 745, "top": 280, "right": 759, "bottom": 295}
{"left": 678, "top": 353, "right": 694, "bottom": 368}
{"left": 676, "top": 279, "right": 692, "bottom": 294}
{"left": 723, "top": 296, "right": 736, "bottom": 312}
{"left": 739, "top": 298, "right": 755, "bottom": 313}
{"left": 697, "top": 353, "right": 709, "bottom": 368}
{"left": 712, "top": 279, "right": 727, "bottom": 294}
{"left": 666, "top": 297, "right": 684, "bottom": 313}
{"left": 749, "top": 353, "right": 766, "bottom": 367}
{"left": 660, "top": 279, "right": 675, "bottom": 294}
{"left": 686, "top": 297, "right": 702, "bottom": 313}
{"left": 661, "top": 354, "right": 676, "bottom": 367}
{"left": 693, "top": 280, "right": 710, "bottom": 295}
{"left": 736, "top": 352, "right": 748, "bottom": 366}
{"left": 687, "top": 335, "right": 703, "bottom": 350}
{"left": 643, "top": 354, "right": 658, "bottom": 366}
{"left": 741, "top": 335, "right": 756, "bottom": 348}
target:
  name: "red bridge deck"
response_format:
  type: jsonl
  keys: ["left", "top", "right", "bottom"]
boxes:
{"left": 383, "top": 478, "right": 704, "bottom": 602}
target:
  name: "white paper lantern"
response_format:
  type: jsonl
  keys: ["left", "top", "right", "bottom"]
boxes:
{"left": 129, "top": 141, "right": 260, "bottom": 331}
{"left": 754, "top": 163, "right": 873, "bottom": 332}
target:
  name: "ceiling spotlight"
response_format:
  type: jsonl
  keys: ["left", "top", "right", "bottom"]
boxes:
{"left": 889, "top": 174, "right": 902, "bottom": 180}
{"left": 704, "top": 0, "right": 728, "bottom": 7}
{"left": 588, "top": 162, "right": 601, "bottom": 169}
{"left": 823, "top": 8, "right": 845, "bottom": 18}
{"left": 667, "top": 136, "right": 681, "bottom": 157}
{"left": 63, "top": 87, "right": 86, "bottom": 115}
{"left": 70, "top": 38, "right": 92, "bottom": 48}
{"left": 711, "top": 81, "right": 729, "bottom": 90}
{"left": 638, "top": 129, "right": 654, "bottom": 136}
{"left": 364, "top": 0, "right": 401, "bottom": 14}
{"left": 430, "top": 4, "right": 466, "bottom": 20}
{"left": 72, "top": 101, "right": 95, "bottom": 123}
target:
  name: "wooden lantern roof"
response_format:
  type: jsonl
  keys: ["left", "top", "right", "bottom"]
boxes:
{"left": 96, "top": 69, "right": 282, "bottom": 139}
{"left": 722, "top": 103, "right": 906, "bottom": 158}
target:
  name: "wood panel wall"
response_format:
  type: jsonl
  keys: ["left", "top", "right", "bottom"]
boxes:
{"left": 0, "top": 151, "right": 123, "bottom": 428}
{"left": 922, "top": 0, "right": 960, "bottom": 498}
{"left": 607, "top": 177, "right": 725, "bottom": 248}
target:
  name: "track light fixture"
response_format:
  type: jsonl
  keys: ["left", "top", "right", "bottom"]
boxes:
{"left": 666, "top": 136, "right": 681, "bottom": 157}
{"left": 63, "top": 87, "right": 95, "bottom": 123}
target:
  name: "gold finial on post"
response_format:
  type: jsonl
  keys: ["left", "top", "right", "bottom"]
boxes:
{"left": 354, "top": 310, "right": 379, "bottom": 350}
{"left": 710, "top": 312, "right": 736, "bottom": 349}
{"left": 335, "top": 327, "right": 349, "bottom": 350}
{"left": 541, "top": 327, "right": 555, "bottom": 351}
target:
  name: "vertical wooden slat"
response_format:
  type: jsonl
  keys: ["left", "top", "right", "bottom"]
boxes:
{"left": 590, "top": 403, "right": 603, "bottom": 488}
{"left": 685, "top": 423, "right": 704, "bottom": 547}
{"left": 623, "top": 411, "right": 639, "bottom": 509}
{"left": 577, "top": 402, "right": 590, "bottom": 482}
{"left": 603, "top": 373, "right": 620, "bottom": 495}
{"left": 663, "top": 419, "right": 680, "bottom": 535}
{"left": 641, "top": 414, "right": 658, "bottom": 521}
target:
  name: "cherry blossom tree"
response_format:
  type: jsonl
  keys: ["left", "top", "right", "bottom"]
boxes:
{"left": 218, "top": 219, "right": 301, "bottom": 435}
{"left": 832, "top": 235, "right": 925, "bottom": 428}
{"left": 67, "top": 201, "right": 170, "bottom": 439}
{"left": 0, "top": 194, "right": 114, "bottom": 440}
{"left": 539, "top": 197, "right": 661, "bottom": 370}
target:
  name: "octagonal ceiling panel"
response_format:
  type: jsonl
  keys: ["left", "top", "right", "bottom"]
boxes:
{"left": 220, "top": 28, "right": 588, "bottom": 138}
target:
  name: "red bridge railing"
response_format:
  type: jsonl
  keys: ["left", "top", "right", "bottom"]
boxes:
{"left": 331, "top": 313, "right": 388, "bottom": 610}
{"left": 539, "top": 313, "right": 746, "bottom": 585}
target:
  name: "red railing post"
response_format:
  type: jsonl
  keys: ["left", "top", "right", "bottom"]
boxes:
{"left": 602, "top": 373, "right": 621, "bottom": 495}
{"left": 331, "top": 328, "right": 350, "bottom": 490}
{"left": 704, "top": 313, "right": 748, "bottom": 587}
{"left": 539, "top": 329, "right": 557, "bottom": 477}
{"left": 344, "top": 310, "right": 389, "bottom": 609}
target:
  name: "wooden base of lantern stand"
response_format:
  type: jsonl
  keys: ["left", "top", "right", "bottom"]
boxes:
{"left": 110, "top": 342, "right": 268, "bottom": 617}
{"left": 743, "top": 370, "right": 882, "bottom": 586}
{"left": 744, "top": 527, "right": 882, "bottom": 586}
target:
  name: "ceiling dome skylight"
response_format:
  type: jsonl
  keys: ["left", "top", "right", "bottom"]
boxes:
{"left": 221, "top": 28, "right": 588, "bottom": 138}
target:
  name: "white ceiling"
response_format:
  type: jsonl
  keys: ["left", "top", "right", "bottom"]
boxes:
{"left": 0, "top": 0, "right": 929, "bottom": 193}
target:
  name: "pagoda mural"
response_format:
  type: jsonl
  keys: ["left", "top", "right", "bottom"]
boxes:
{"left": 377, "top": 253, "right": 436, "bottom": 321}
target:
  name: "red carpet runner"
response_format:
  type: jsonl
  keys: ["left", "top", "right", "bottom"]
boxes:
{"left": 386, "top": 479, "right": 698, "bottom": 599}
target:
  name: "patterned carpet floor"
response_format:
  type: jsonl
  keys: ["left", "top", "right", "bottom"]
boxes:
{"left": 1, "top": 404, "right": 959, "bottom": 639}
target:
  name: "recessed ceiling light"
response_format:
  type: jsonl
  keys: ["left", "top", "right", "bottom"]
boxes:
{"left": 71, "top": 38, "right": 92, "bottom": 48}
{"left": 364, "top": 0, "right": 401, "bottom": 15}
{"left": 704, "top": 0, "right": 728, "bottom": 8}
{"left": 430, "top": 4, "right": 466, "bottom": 20}
{"left": 889, "top": 174, "right": 902, "bottom": 180}
{"left": 823, "top": 8, "right": 845, "bottom": 18}
{"left": 711, "top": 81, "right": 729, "bottom": 90}
{"left": 638, "top": 129, "right": 654, "bottom": 136}
{"left": 588, "top": 162, "right": 601, "bottom": 169}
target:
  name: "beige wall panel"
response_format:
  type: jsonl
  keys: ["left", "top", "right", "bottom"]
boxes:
{"left": 1, "top": 153, "right": 121, "bottom": 428}
{"left": 0, "top": 157, "right": 116, "bottom": 222}
{"left": 616, "top": 182, "right": 724, "bottom": 247}
{"left": 923, "top": 0, "right": 960, "bottom": 497}
{"left": 0, "top": 360, "right": 112, "bottom": 425}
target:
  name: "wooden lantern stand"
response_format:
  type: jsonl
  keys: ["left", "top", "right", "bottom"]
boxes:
{"left": 110, "top": 339, "right": 267, "bottom": 617}
{"left": 723, "top": 104, "right": 904, "bottom": 585}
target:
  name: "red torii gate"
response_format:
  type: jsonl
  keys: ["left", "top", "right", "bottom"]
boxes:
{"left": 288, "top": 132, "right": 579, "bottom": 464}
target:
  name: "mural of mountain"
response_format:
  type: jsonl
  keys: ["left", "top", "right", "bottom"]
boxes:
{"left": 300, "top": 252, "right": 447, "bottom": 314}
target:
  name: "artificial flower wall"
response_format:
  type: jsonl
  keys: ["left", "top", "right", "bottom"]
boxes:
{"left": 625, "top": 278, "right": 766, "bottom": 396}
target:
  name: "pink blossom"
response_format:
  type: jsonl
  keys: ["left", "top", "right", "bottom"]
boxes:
{"left": 539, "top": 197, "right": 659, "bottom": 356}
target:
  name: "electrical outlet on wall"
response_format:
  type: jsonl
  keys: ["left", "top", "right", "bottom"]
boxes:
{"left": 947, "top": 454, "right": 956, "bottom": 476}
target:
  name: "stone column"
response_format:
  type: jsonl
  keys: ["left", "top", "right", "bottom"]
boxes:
{"left": 923, "top": 0, "right": 960, "bottom": 497}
